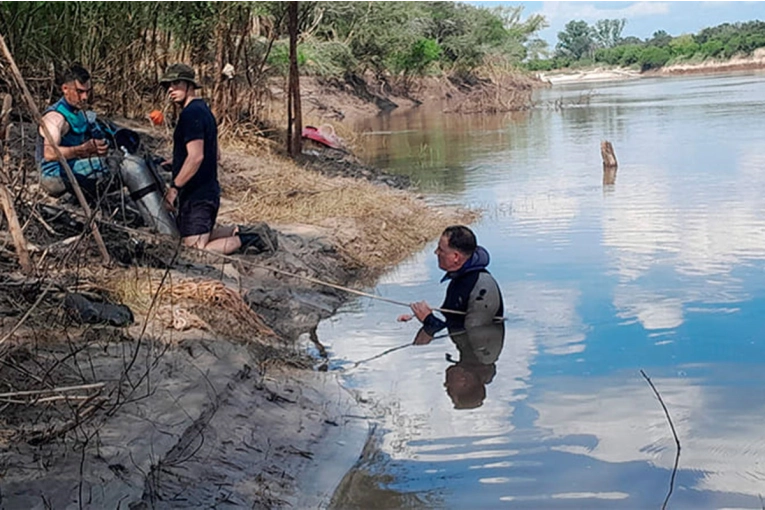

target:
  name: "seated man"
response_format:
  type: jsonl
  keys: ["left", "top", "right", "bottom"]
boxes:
{"left": 35, "top": 64, "right": 110, "bottom": 202}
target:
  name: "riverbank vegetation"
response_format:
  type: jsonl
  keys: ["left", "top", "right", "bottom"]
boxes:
{"left": 0, "top": 1, "right": 547, "bottom": 129}
{"left": 526, "top": 18, "right": 765, "bottom": 72}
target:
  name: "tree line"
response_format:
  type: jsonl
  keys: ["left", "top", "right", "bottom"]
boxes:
{"left": 1, "top": 1, "right": 763, "bottom": 123}
{"left": 526, "top": 18, "right": 765, "bottom": 72}
{"left": 0, "top": 2, "right": 545, "bottom": 123}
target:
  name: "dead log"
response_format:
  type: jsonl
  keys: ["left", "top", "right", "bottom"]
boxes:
{"left": 601, "top": 140, "right": 618, "bottom": 186}
{"left": 0, "top": 93, "right": 32, "bottom": 273}
{"left": 601, "top": 140, "right": 618, "bottom": 169}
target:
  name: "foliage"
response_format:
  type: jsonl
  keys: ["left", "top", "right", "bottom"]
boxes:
{"left": 638, "top": 46, "right": 671, "bottom": 70}
{"left": 309, "top": 1, "right": 545, "bottom": 77}
{"left": 593, "top": 19, "right": 626, "bottom": 49}
{"left": 390, "top": 38, "right": 443, "bottom": 77}
{"left": 555, "top": 20, "right": 594, "bottom": 60}
{"left": 527, "top": 17, "right": 765, "bottom": 73}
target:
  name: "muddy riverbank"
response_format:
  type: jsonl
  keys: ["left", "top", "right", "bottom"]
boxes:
{"left": 0, "top": 85, "right": 477, "bottom": 507}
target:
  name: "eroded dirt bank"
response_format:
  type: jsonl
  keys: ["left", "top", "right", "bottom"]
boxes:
{"left": 0, "top": 100, "right": 475, "bottom": 507}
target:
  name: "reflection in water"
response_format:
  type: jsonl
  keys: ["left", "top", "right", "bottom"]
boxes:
{"left": 443, "top": 323, "right": 505, "bottom": 410}
{"left": 603, "top": 167, "right": 617, "bottom": 187}
{"left": 326, "top": 73, "right": 765, "bottom": 508}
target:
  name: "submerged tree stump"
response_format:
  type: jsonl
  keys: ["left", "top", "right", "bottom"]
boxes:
{"left": 601, "top": 140, "right": 618, "bottom": 168}
{"left": 601, "top": 140, "right": 618, "bottom": 186}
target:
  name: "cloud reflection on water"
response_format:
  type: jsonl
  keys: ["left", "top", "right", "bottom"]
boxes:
{"left": 532, "top": 372, "right": 765, "bottom": 498}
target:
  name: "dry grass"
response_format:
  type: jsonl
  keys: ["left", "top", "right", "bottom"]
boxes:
{"left": 216, "top": 151, "right": 478, "bottom": 269}
{"left": 97, "top": 267, "right": 275, "bottom": 340}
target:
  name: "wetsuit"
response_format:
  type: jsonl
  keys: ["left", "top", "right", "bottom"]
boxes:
{"left": 422, "top": 246, "right": 504, "bottom": 336}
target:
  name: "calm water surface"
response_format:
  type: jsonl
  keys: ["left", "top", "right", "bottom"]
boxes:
{"left": 318, "top": 72, "right": 765, "bottom": 509}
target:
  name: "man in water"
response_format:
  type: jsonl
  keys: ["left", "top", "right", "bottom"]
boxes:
{"left": 398, "top": 225, "right": 504, "bottom": 336}
{"left": 35, "top": 64, "right": 110, "bottom": 201}
{"left": 160, "top": 63, "right": 275, "bottom": 254}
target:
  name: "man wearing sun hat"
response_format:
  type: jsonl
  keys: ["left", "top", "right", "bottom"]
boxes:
{"left": 159, "top": 63, "right": 274, "bottom": 254}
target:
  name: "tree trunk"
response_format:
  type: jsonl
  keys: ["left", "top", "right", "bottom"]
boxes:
{"left": 287, "top": 1, "right": 302, "bottom": 157}
{"left": 601, "top": 140, "right": 618, "bottom": 169}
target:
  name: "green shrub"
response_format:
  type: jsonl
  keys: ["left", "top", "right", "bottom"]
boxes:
{"left": 638, "top": 46, "right": 671, "bottom": 70}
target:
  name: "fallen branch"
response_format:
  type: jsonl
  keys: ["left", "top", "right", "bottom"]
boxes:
{"left": 0, "top": 395, "right": 107, "bottom": 405}
{"left": 640, "top": 369, "right": 680, "bottom": 510}
{"left": 0, "top": 382, "right": 105, "bottom": 399}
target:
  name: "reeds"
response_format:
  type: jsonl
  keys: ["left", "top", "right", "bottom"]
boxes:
{"left": 0, "top": 3, "right": 280, "bottom": 125}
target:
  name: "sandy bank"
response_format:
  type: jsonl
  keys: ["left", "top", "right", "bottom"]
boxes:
{"left": 538, "top": 49, "right": 765, "bottom": 86}
{"left": 538, "top": 68, "right": 641, "bottom": 85}
{"left": 657, "top": 48, "right": 765, "bottom": 76}
{"left": 0, "top": 107, "right": 475, "bottom": 507}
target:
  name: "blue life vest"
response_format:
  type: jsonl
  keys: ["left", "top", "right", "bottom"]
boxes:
{"left": 35, "top": 97, "right": 102, "bottom": 178}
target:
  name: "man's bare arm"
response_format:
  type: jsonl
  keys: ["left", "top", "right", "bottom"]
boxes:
{"left": 173, "top": 139, "right": 204, "bottom": 187}
{"left": 40, "top": 111, "right": 106, "bottom": 161}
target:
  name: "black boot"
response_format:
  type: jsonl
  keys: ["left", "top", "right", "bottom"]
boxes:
{"left": 238, "top": 223, "right": 278, "bottom": 255}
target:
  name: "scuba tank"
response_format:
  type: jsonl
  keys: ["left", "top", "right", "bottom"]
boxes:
{"left": 113, "top": 128, "right": 179, "bottom": 237}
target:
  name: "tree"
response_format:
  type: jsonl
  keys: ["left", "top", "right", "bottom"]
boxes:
{"left": 648, "top": 30, "right": 672, "bottom": 47}
{"left": 525, "top": 37, "right": 549, "bottom": 61}
{"left": 556, "top": 20, "right": 594, "bottom": 60}
{"left": 593, "top": 18, "right": 626, "bottom": 49}
{"left": 669, "top": 34, "right": 699, "bottom": 58}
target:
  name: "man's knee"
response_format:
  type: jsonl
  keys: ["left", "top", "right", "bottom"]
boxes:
{"left": 39, "top": 176, "right": 68, "bottom": 197}
{"left": 183, "top": 234, "right": 209, "bottom": 249}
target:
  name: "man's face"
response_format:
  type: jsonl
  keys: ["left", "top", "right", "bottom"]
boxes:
{"left": 166, "top": 80, "right": 190, "bottom": 104}
{"left": 435, "top": 234, "right": 466, "bottom": 272}
{"left": 62, "top": 79, "right": 91, "bottom": 110}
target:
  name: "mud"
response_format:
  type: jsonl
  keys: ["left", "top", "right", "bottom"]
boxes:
{"left": 0, "top": 71, "right": 486, "bottom": 509}
{"left": 0, "top": 219, "right": 375, "bottom": 509}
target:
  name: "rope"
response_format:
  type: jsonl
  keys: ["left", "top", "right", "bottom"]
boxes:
{"left": 34, "top": 204, "right": 470, "bottom": 315}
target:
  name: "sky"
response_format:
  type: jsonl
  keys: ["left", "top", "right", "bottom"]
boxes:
{"left": 468, "top": 1, "right": 765, "bottom": 47}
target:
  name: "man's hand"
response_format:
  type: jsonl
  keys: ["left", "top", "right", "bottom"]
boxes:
{"left": 76, "top": 139, "right": 108, "bottom": 158}
{"left": 410, "top": 301, "right": 433, "bottom": 322}
{"left": 163, "top": 187, "right": 178, "bottom": 212}
{"left": 93, "top": 139, "right": 108, "bottom": 156}
{"left": 397, "top": 313, "right": 414, "bottom": 322}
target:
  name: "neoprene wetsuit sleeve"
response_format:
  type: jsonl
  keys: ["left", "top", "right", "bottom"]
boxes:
{"left": 422, "top": 313, "right": 446, "bottom": 336}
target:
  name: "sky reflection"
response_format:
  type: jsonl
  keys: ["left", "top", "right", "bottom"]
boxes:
{"left": 328, "top": 73, "right": 765, "bottom": 508}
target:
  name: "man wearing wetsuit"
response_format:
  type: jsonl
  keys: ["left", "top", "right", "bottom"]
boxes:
{"left": 398, "top": 225, "right": 504, "bottom": 336}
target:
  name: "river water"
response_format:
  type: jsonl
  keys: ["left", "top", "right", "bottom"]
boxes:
{"left": 317, "top": 72, "right": 765, "bottom": 509}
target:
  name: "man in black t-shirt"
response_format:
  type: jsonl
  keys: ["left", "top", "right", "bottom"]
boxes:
{"left": 160, "top": 64, "right": 272, "bottom": 254}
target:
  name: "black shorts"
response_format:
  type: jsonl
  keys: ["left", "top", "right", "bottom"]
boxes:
{"left": 176, "top": 197, "right": 219, "bottom": 238}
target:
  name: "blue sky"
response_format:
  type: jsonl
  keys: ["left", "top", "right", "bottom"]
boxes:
{"left": 467, "top": 2, "right": 765, "bottom": 47}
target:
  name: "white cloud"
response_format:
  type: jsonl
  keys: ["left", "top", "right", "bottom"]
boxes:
{"left": 534, "top": 375, "right": 765, "bottom": 497}
{"left": 540, "top": 1, "right": 670, "bottom": 24}
{"left": 613, "top": 288, "right": 684, "bottom": 330}
{"left": 701, "top": 0, "right": 733, "bottom": 9}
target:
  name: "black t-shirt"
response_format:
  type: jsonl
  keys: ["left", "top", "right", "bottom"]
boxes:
{"left": 172, "top": 98, "right": 221, "bottom": 202}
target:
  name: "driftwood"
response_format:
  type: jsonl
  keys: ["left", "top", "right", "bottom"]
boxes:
{"left": 0, "top": 93, "right": 32, "bottom": 273}
{"left": 601, "top": 140, "right": 618, "bottom": 186}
